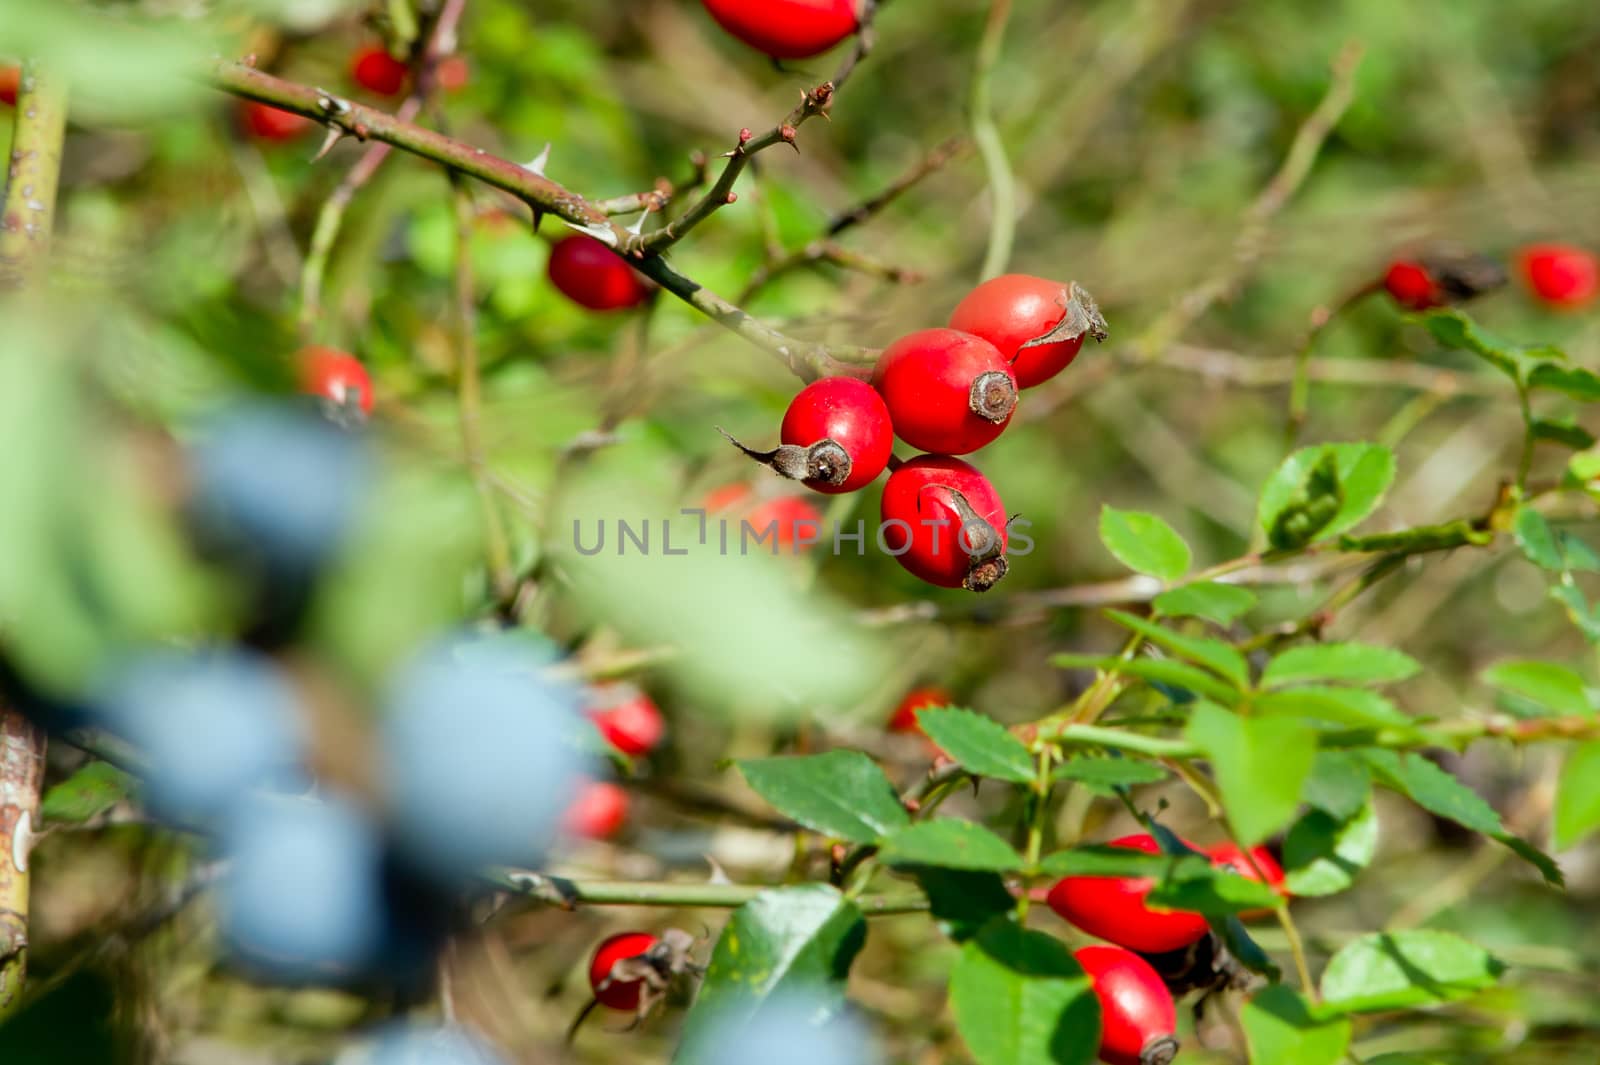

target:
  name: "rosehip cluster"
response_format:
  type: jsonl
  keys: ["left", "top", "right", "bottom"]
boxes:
{"left": 1045, "top": 832, "right": 1290, "bottom": 1064}
{"left": 1379, "top": 243, "right": 1600, "bottom": 312}
{"left": 721, "top": 275, "right": 1106, "bottom": 593}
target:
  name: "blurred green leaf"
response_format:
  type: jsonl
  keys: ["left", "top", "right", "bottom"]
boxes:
{"left": 907, "top": 867, "right": 1015, "bottom": 942}
{"left": 1241, "top": 985, "right": 1350, "bottom": 1065}
{"left": 1052, "top": 757, "right": 1168, "bottom": 793}
{"left": 40, "top": 763, "right": 132, "bottom": 824}
{"left": 1528, "top": 363, "right": 1600, "bottom": 401}
{"left": 1258, "top": 443, "right": 1394, "bottom": 550}
{"left": 1554, "top": 742, "right": 1600, "bottom": 850}
{"left": 1153, "top": 581, "right": 1256, "bottom": 625}
{"left": 1050, "top": 653, "right": 1238, "bottom": 705}
{"left": 1262, "top": 643, "right": 1420, "bottom": 688}
{"left": 1253, "top": 687, "right": 1411, "bottom": 729}
{"left": 1104, "top": 611, "right": 1250, "bottom": 689}
{"left": 949, "top": 919, "right": 1098, "bottom": 1065}
{"left": 1530, "top": 417, "right": 1596, "bottom": 451}
{"left": 1338, "top": 520, "right": 1492, "bottom": 553}
{"left": 1283, "top": 802, "right": 1378, "bottom": 897}
{"left": 1301, "top": 752, "right": 1371, "bottom": 820}
{"left": 1186, "top": 702, "right": 1314, "bottom": 846}
{"left": 1320, "top": 930, "right": 1503, "bottom": 1014}
{"left": 880, "top": 821, "right": 1023, "bottom": 873}
{"left": 1422, "top": 310, "right": 1542, "bottom": 382}
{"left": 1481, "top": 660, "right": 1590, "bottom": 716}
{"left": 738, "top": 751, "right": 908, "bottom": 844}
{"left": 1098, "top": 506, "right": 1191, "bottom": 582}
{"left": 916, "top": 708, "right": 1035, "bottom": 784}
{"left": 1514, "top": 508, "right": 1565, "bottom": 571}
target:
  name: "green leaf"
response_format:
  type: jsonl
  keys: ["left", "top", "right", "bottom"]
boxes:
{"left": 1147, "top": 864, "right": 1283, "bottom": 916}
{"left": 1361, "top": 750, "right": 1563, "bottom": 886}
{"left": 1258, "top": 443, "right": 1395, "bottom": 550}
{"left": 1528, "top": 363, "right": 1600, "bottom": 401}
{"left": 39, "top": 762, "right": 132, "bottom": 824}
{"left": 1241, "top": 985, "right": 1351, "bottom": 1065}
{"left": 949, "top": 919, "right": 1099, "bottom": 1065}
{"left": 1262, "top": 643, "right": 1420, "bottom": 688}
{"left": 1104, "top": 611, "right": 1250, "bottom": 689}
{"left": 1050, "top": 653, "right": 1239, "bottom": 705}
{"left": 1037, "top": 845, "right": 1205, "bottom": 879}
{"left": 1482, "top": 659, "right": 1590, "bottom": 716}
{"left": 1514, "top": 508, "right": 1565, "bottom": 570}
{"left": 1423, "top": 309, "right": 1539, "bottom": 382}
{"left": 1186, "top": 702, "right": 1315, "bottom": 846}
{"left": 1549, "top": 582, "right": 1600, "bottom": 642}
{"left": 1338, "top": 520, "right": 1493, "bottom": 553}
{"left": 880, "top": 820, "right": 1023, "bottom": 873}
{"left": 674, "top": 885, "right": 866, "bottom": 1063}
{"left": 1283, "top": 802, "right": 1378, "bottom": 897}
{"left": 1554, "top": 742, "right": 1600, "bottom": 849}
{"left": 906, "top": 867, "right": 1016, "bottom": 942}
{"left": 1319, "top": 930, "right": 1503, "bottom": 1014}
{"left": 916, "top": 708, "right": 1035, "bottom": 784}
{"left": 1301, "top": 752, "right": 1371, "bottom": 820}
{"left": 738, "top": 751, "right": 909, "bottom": 844}
{"left": 1531, "top": 417, "right": 1597, "bottom": 451}
{"left": 1098, "top": 506, "right": 1191, "bottom": 582}
{"left": 1153, "top": 581, "right": 1257, "bottom": 625}
{"left": 1053, "top": 757, "right": 1168, "bottom": 793}
{"left": 1253, "top": 687, "right": 1412, "bottom": 730}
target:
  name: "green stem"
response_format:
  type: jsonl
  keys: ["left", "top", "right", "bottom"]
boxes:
{"left": 1017, "top": 749, "right": 1053, "bottom": 918}
{"left": 970, "top": 0, "right": 1015, "bottom": 282}
{"left": 0, "top": 62, "right": 68, "bottom": 288}
{"left": 488, "top": 872, "right": 927, "bottom": 915}
{"left": 1515, "top": 381, "right": 1536, "bottom": 495}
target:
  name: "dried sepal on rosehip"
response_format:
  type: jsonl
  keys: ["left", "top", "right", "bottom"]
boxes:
{"left": 880, "top": 455, "right": 1009, "bottom": 592}
{"left": 950, "top": 275, "right": 1109, "bottom": 389}
{"left": 573, "top": 928, "right": 706, "bottom": 1039}
{"left": 718, "top": 377, "right": 893, "bottom": 494}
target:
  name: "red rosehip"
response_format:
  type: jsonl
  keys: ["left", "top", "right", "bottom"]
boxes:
{"left": 879, "top": 455, "right": 1008, "bottom": 592}
{"left": 241, "top": 100, "right": 313, "bottom": 143}
{"left": 948, "top": 275, "right": 1108, "bottom": 389}
{"left": 436, "top": 55, "right": 470, "bottom": 93}
{"left": 1206, "top": 841, "right": 1287, "bottom": 919}
{"left": 1519, "top": 242, "right": 1599, "bottom": 308}
{"left": 703, "top": 484, "right": 825, "bottom": 552}
{"left": 297, "top": 346, "right": 375, "bottom": 415}
{"left": 588, "top": 931, "right": 660, "bottom": 1011}
{"left": 564, "top": 781, "right": 629, "bottom": 840}
{"left": 1074, "top": 945, "right": 1180, "bottom": 1065}
{"left": 700, "top": 0, "right": 859, "bottom": 59}
{"left": 0, "top": 66, "right": 18, "bottom": 108}
{"left": 547, "top": 234, "right": 649, "bottom": 312}
{"left": 587, "top": 685, "right": 666, "bottom": 757}
{"left": 889, "top": 686, "right": 951, "bottom": 733}
{"left": 1046, "top": 834, "right": 1209, "bottom": 954}
{"left": 351, "top": 45, "right": 409, "bottom": 97}
{"left": 722, "top": 377, "right": 891, "bottom": 494}
{"left": 872, "top": 329, "right": 1017, "bottom": 455}
{"left": 704, "top": 482, "right": 756, "bottom": 514}
{"left": 1383, "top": 260, "right": 1444, "bottom": 311}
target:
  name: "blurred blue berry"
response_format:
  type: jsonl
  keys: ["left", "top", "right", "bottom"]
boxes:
{"left": 187, "top": 400, "right": 371, "bottom": 572}
{"left": 381, "top": 634, "right": 592, "bottom": 879}
{"left": 699, "top": 990, "right": 877, "bottom": 1065}
{"left": 98, "top": 648, "right": 305, "bottom": 825}
{"left": 219, "top": 792, "right": 385, "bottom": 983}
{"left": 338, "top": 1023, "right": 511, "bottom": 1065}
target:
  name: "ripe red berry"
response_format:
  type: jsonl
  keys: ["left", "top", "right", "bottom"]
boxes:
{"left": 727, "top": 377, "right": 892, "bottom": 493}
{"left": 880, "top": 455, "right": 1009, "bottom": 592}
{"left": 704, "top": 484, "right": 826, "bottom": 552}
{"left": 1383, "top": 260, "right": 1444, "bottom": 311}
{"left": 241, "top": 100, "right": 313, "bottom": 143}
{"left": 700, "top": 0, "right": 859, "bottom": 59}
{"left": 351, "top": 45, "right": 409, "bottom": 97}
{"left": 297, "top": 346, "right": 375, "bottom": 415}
{"left": 588, "top": 931, "right": 660, "bottom": 1011}
{"left": 889, "top": 686, "right": 950, "bottom": 733}
{"left": 564, "top": 781, "right": 629, "bottom": 840}
{"left": 1046, "top": 834, "right": 1209, "bottom": 954}
{"left": 587, "top": 685, "right": 666, "bottom": 757}
{"left": 1519, "top": 243, "right": 1599, "bottom": 308}
{"left": 1206, "top": 841, "right": 1287, "bottom": 919}
{"left": 948, "top": 275, "right": 1108, "bottom": 389}
{"left": 0, "top": 67, "right": 18, "bottom": 108}
{"left": 872, "top": 329, "right": 1017, "bottom": 455}
{"left": 1074, "top": 945, "right": 1180, "bottom": 1065}
{"left": 547, "top": 234, "right": 650, "bottom": 312}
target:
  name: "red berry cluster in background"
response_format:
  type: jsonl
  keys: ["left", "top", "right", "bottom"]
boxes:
{"left": 351, "top": 44, "right": 409, "bottom": 97}
{"left": 239, "top": 99, "right": 314, "bottom": 143}
{"left": 699, "top": 0, "right": 860, "bottom": 59}
{"left": 1380, "top": 243, "right": 1598, "bottom": 312}
{"left": 0, "top": 65, "right": 18, "bottom": 108}
{"left": 547, "top": 233, "right": 651, "bottom": 312}
{"left": 723, "top": 275, "right": 1106, "bottom": 593}
{"left": 1519, "top": 243, "right": 1599, "bottom": 309}
{"left": 297, "top": 345, "right": 375, "bottom": 416}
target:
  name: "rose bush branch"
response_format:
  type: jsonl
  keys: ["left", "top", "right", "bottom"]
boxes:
{"left": 488, "top": 872, "right": 927, "bottom": 915}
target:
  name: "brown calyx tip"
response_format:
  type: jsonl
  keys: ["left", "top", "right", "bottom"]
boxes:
{"left": 804, "top": 439, "right": 852, "bottom": 486}
{"left": 1139, "top": 1035, "right": 1180, "bottom": 1065}
{"left": 969, "top": 371, "right": 1017, "bottom": 423}
{"left": 1019, "top": 282, "right": 1110, "bottom": 351}
{"left": 963, "top": 555, "right": 1008, "bottom": 593}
